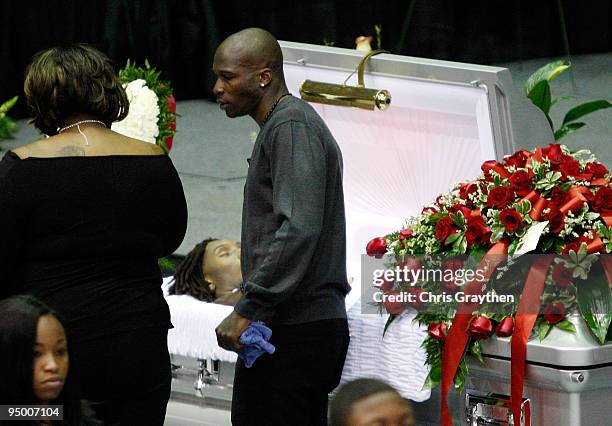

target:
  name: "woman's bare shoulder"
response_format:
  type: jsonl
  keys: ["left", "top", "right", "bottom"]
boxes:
{"left": 11, "top": 139, "right": 48, "bottom": 159}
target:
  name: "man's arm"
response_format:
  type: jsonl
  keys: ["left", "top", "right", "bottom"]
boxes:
{"left": 235, "top": 120, "right": 328, "bottom": 321}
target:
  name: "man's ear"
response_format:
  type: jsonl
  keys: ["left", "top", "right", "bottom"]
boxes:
{"left": 258, "top": 68, "right": 273, "bottom": 88}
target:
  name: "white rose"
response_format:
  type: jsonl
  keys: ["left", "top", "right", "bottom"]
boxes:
{"left": 111, "top": 79, "right": 160, "bottom": 143}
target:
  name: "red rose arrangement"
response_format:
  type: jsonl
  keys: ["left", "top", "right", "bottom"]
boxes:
{"left": 365, "top": 143, "right": 612, "bottom": 391}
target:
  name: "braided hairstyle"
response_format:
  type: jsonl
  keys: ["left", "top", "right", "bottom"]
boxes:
{"left": 170, "top": 238, "right": 217, "bottom": 302}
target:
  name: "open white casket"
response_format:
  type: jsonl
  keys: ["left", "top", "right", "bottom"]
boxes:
{"left": 166, "top": 42, "right": 554, "bottom": 423}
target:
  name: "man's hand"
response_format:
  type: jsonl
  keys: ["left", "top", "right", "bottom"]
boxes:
{"left": 215, "top": 311, "right": 251, "bottom": 352}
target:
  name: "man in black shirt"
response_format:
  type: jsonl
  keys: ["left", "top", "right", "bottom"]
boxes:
{"left": 213, "top": 28, "right": 350, "bottom": 425}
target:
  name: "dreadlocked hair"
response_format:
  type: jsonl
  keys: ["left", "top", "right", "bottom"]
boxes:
{"left": 170, "top": 238, "right": 217, "bottom": 302}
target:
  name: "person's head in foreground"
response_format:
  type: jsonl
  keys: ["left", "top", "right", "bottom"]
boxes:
{"left": 171, "top": 238, "right": 242, "bottom": 305}
{"left": 0, "top": 296, "right": 78, "bottom": 410}
{"left": 212, "top": 27, "right": 287, "bottom": 124}
{"left": 329, "top": 378, "right": 415, "bottom": 426}
{"left": 24, "top": 43, "right": 128, "bottom": 136}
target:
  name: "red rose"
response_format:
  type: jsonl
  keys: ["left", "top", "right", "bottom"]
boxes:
{"left": 448, "top": 204, "right": 472, "bottom": 219}
{"left": 487, "top": 186, "right": 516, "bottom": 209}
{"left": 548, "top": 187, "right": 568, "bottom": 207}
{"left": 366, "top": 237, "right": 387, "bottom": 258}
{"left": 543, "top": 302, "right": 566, "bottom": 325}
{"left": 542, "top": 144, "right": 564, "bottom": 165}
{"left": 592, "top": 187, "right": 612, "bottom": 212}
{"left": 459, "top": 182, "right": 478, "bottom": 201}
{"left": 382, "top": 291, "right": 406, "bottom": 315}
{"left": 468, "top": 315, "right": 493, "bottom": 340}
{"left": 499, "top": 208, "right": 522, "bottom": 232}
{"left": 481, "top": 160, "right": 510, "bottom": 180}
{"left": 164, "top": 95, "right": 177, "bottom": 151}
{"left": 495, "top": 316, "right": 514, "bottom": 337}
{"left": 562, "top": 236, "right": 590, "bottom": 254}
{"left": 407, "top": 286, "right": 425, "bottom": 310}
{"left": 465, "top": 216, "right": 491, "bottom": 246}
{"left": 508, "top": 170, "right": 532, "bottom": 191}
{"left": 427, "top": 322, "right": 447, "bottom": 342}
{"left": 504, "top": 150, "right": 528, "bottom": 168}
{"left": 551, "top": 263, "right": 572, "bottom": 288}
{"left": 422, "top": 206, "right": 438, "bottom": 215}
{"left": 399, "top": 228, "right": 414, "bottom": 240}
{"left": 559, "top": 157, "right": 581, "bottom": 179}
{"left": 375, "top": 272, "right": 395, "bottom": 293}
{"left": 435, "top": 217, "right": 457, "bottom": 243}
{"left": 585, "top": 162, "right": 608, "bottom": 179}
{"left": 441, "top": 258, "right": 465, "bottom": 292}
{"left": 399, "top": 256, "right": 422, "bottom": 280}
{"left": 547, "top": 209, "right": 566, "bottom": 234}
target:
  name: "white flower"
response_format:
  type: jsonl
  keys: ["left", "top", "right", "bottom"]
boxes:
{"left": 111, "top": 79, "right": 160, "bottom": 143}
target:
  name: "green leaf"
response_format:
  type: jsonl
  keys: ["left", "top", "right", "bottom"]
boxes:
{"left": 383, "top": 314, "right": 397, "bottom": 336}
{"left": 508, "top": 239, "right": 520, "bottom": 256}
{"left": 555, "top": 320, "right": 576, "bottom": 333}
{"left": 551, "top": 95, "right": 575, "bottom": 107}
{"left": 524, "top": 60, "right": 569, "bottom": 96}
{"left": 469, "top": 341, "right": 484, "bottom": 364}
{"left": 0, "top": 96, "right": 18, "bottom": 115}
{"left": 491, "top": 227, "right": 505, "bottom": 243}
{"left": 562, "top": 100, "right": 612, "bottom": 125}
{"left": 445, "top": 232, "right": 461, "bottom": 245}
{"left": 539, "top": 322, "right": 552, "bottom": 341}
{"left": 527, "top": 80, "right": 552, "bottom": 115}
{"left": 158, "top": 257, "right": 176, "bottom": 272}
{"left": 554, "top": 122, "right": 586, "bottom": 140}
{"left": 576, "top": 262, "right": 612, "bottom": 344}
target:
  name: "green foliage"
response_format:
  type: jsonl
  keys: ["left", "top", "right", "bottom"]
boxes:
{"left": 0, "top": 96, "right": 19, "bottom": 143}
{"left": 524, "top": 61, "right": 611, "bottom": 141}
{"left": 374, "top": 24, "right": 382, "bottom": 50}
{"left": 576, "top": 261, "right": 612, "bottom": 344}
{"left": 158, "top": 257, "right": 177, "bottom": 273}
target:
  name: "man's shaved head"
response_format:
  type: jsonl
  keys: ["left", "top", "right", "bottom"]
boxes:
{"left": 212, "top": 28, "right": 288, "bottom": 123}
{"left": 216, "top": 28, "right": 283, "bottom": 72}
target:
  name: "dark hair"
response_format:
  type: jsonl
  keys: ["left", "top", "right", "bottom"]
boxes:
{"left": 170, "top": 238, "right": 217, "bottom": 302}
{"left": 0, "top": 295, "right": 83, "bottom": 425}
{"left": 329, "top": 378, "right": 403, "bottom": 426}
{"left": 24, "top": 43, "right": 129, "bottom": 135}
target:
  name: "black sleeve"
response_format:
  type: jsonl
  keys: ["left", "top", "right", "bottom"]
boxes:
{"left": 234, "top": 121, "right": 327, "bottom": 321}
{"left": 0, "top": 153, "right": 25, "bottom": 296}
{"left": 156, "top": 159, "right": 188, "bottom": 256}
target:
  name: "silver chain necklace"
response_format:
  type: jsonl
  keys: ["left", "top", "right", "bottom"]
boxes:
{"left": 57, "top": 120, "right": 106, "bottom": 146}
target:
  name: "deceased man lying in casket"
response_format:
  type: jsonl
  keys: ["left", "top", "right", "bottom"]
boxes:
{"left": 168, "top": 238, "right": 242, "bottom": 306}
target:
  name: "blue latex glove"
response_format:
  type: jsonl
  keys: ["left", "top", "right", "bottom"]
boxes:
{"left": 237, "top": 321, "right": 275, "bottom": 368}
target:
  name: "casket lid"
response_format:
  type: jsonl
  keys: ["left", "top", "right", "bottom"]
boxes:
{"left": 480, "top": 314, "right": 612, "bottom": 368}
{"left": 279, "top": 41, "right": 554, "bottom": 292}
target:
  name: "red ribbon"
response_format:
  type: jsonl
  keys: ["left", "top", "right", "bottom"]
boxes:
{"left": 510, "top": 256, "right": 554, "bottom": 426}
{"left": 520, "top": 190, "right": 539, "bottom": 206}
{"left": 590, "top": 178, "right": 609, "bottom": 187}
{"left": 587, "top": 231, "right": 605, "bottom": 254}
{"left": 600, "top": 211, "right": 612, "bottom": 227}
{"left": 560, "top": 187, "right": 588, "bottom": 214}
{"left": 529, "top": 197, "right": 548, "bottom": 221}
{"left": 440, "top": 241, "right": 508, "bottom": 426}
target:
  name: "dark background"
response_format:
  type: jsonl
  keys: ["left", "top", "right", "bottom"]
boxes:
{"left": 2, "top": 0, "right": 611, "bottom": 117}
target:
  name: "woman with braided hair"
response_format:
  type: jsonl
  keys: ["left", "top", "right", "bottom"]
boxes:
{"left": 170, "top": 239, "right": 243, "bottom": 306}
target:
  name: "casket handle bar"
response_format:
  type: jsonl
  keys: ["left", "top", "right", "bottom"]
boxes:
{"left": 194, "top": 358, "right": 220, "bottom": 394}
{"left": 465, "top": 391, "right": 531, "bottom": 426}
{"left": 299, "top": 50, "right": 391, "bottom": 111}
